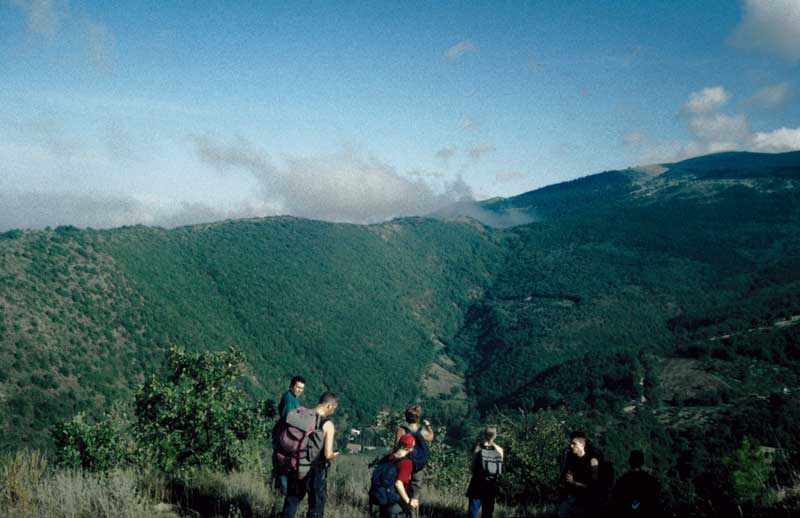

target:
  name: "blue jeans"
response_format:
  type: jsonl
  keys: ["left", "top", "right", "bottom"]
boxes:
{"left": 469, "top": 496, "right": 495, "bottom": 518}
{"left": 280, "top": 469, "right": 327, "bottom": 518}
{"left": 277, "top": 473, "right": 289, "bottom": 496}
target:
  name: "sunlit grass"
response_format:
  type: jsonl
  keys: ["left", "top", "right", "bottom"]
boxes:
{"left": 0, "top": 450, "right": 553, "bottom": 517}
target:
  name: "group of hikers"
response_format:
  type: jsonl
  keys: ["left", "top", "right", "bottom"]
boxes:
{"left": 270, "top": 376, "right": 660, "bottom": 518}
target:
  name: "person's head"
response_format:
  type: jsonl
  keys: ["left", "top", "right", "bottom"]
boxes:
{"left": 569, "top": 431, "right": 588, "bottom": 457}
{"left": 483, "top": 426, "right": 498, "bottom": 444}
{"left": 629, "top": 450, "right": 645, "bottom": 470}
{"left": 404, "top": 405, "right": 422, "bottom": 424}
{"left": 317, "top": 391, "right": 338, "bottom": 416}
{"left": 395, "top": 433, "right": 415, "bottom": 457}
{"left": 289, "top": 376, "right": 306, "bottom": 398}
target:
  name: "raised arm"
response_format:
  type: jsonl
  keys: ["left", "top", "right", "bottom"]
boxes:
{"left": 421, "top": 419, "right": 434, "bottom": 441}
{"left": 494, "top": 444, "right": 504, "bottom": 458}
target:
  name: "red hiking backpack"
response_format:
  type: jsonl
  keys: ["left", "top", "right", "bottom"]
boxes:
{"left": 273, "top": 407, "right": 324, "bottom": 478}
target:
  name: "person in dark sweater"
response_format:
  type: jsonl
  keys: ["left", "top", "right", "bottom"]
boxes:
{"left": 559, "top": 431, "right": 603, "bottom": 518}
{"left": 611, "top": 450, "right": 660, "bottom": 518}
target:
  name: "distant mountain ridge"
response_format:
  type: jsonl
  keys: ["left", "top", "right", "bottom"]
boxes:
{"left": 434, "top": 150, "right": 800, "bottom": 227}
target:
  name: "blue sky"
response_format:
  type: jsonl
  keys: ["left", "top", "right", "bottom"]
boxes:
{"left": 1, "top": 0, "right": 799, "bottom": 229}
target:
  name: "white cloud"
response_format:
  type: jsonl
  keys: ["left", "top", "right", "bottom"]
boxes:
{"left": 527, "top": 57, "right": 544, "bottom": 74}
{"left": 752, "top": 128, "right": 800, "bottom": 152}
{"left": 729, "top": 0, "right": 800, "bottom": 61}
{"left": 495, "top": 170, "right": 524, "bottom": 183}
{"left": 445, "top": 40, "right": 477, "bottom": 61}
{"left": 10, "top": 0, "right": 66, "bottom": 37}
{"left": 10, "top": 1, "right": 114, "bottom": 72}
{"left": 194, "top": 136, "right": 474, "bottom": 224}
{"left": 680, "top": 110, "right": 752, "bottom": 157}
{"left": 0, "top": 191, "right": 266, "bottom": 231}
{"left": 467, "top": 143, "right": 496, "bottom": 160}
{"left": 682, "top": 86, "right": 730, "bottom": 115}
{"left": 638, "top": 86, "right": 800, "bottom": 163}
{"left": 623, "top": 132, "right": 647, "bottom": 147}
{"left": 435, "top": 145, "right": 457, "bottom": 160}
{"left": 747, "top": 81, "right": 793, "bottom": 108}
{"left": 462, "top": 117, "right": 479, "bottom": 131}
{"left": 408, "top": 169, "right": 445, "bottom": 179}
{"left": 689, "top": 114, "right": 750, "bottom": 144}
{"left": 81, "top": 16, "right": 115, "bottom": 72}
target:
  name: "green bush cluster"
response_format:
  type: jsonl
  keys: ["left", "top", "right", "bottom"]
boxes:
{"left": 53, "top": 347, "right": 275, "bottom": 476}
{"left": 52, "top": 412, "right": 129, "bottom": 471}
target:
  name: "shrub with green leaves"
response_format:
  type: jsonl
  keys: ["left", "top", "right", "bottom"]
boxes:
{"left": 724, "top": 435, "right": 770, "bottom": 505}
{"left": 52, "top": 412, "right": 128, "bottom": 472}
{"left": 134, "top": 346, "right": 275, "bottom": 474}
{"left": 496, "top": 409, "right": 569, "bottom": 504}
{"left": 425, "top": 426, "right": 471, "bottom": 491}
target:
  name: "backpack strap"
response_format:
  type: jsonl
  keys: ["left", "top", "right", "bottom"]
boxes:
{"left": 401, "top": 424, "right": 423, "bottom": 441}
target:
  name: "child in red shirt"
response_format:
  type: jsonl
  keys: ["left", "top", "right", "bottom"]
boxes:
{"left": 376, "top": 434, "right": 419, "bottom": 518}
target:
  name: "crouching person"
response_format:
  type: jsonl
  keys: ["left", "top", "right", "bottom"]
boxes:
{"left": 370, "top": 434, "right": 420, "bottom": 518}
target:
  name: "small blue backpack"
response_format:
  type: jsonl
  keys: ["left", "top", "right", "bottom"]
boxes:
{"left": 369, "top": 456, "right": 401, "bottom": 506}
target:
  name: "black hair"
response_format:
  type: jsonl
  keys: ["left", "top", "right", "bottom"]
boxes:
{"left": 569, "top": 430, "right": 588, "bottom": 441}
{"left": 319, "top": 391, "right": 338, "bottom": 406}
{"left": 629, "top": 450, "right": 645, "bottom": 469}
{"left": 404, "top": 405, "right": 422, "bottom": 424}
{"left": 290, "top": 375, "right": 306, "bottom": 387}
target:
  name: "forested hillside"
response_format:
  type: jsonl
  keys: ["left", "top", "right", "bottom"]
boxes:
{"left": 456, "top": 151, "right": 800, "bottom": 410}
{"left": 2, "top": 150, "right": 800, "bottom": 468}
{"left": 0, "top": 217, "right": 504, "bottom": 449}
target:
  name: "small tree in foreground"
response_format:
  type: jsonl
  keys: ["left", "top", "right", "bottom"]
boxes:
{"left": 133, "top": 346, "right": 275, "bottom": 474}
{"left": 724, "top": 435, "right": 770, "bottom": 506}
{"left": 497, "top": 408, "right": 569, "bottom": 504}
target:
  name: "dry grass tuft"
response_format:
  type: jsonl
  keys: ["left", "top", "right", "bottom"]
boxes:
{"left": 1, "top": 449, "right": 47, "bottom": 514}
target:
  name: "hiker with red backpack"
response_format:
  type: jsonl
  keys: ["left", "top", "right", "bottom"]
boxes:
{"left": 393, "top": 405, "right": 434, "bottom": 517}
{"left": 274, "top": 391, "right": 339, "bottom": 518}
{"left": 369, "top": 434, "right": 419, "bottom": 517}
{"left": 466, "top": 426, "right": 504, "bottom": 518}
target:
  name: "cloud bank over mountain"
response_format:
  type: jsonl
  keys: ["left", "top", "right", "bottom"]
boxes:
{"left": 633, "top": 84, "right": 800, "bottom": 164}
{"left": 193, "top": 136, "right": 474, "bottom": 224}
{"left": 0, "top": 136, "right": 476, "bottom": 231}
{"left": 0, "top": 191, "right": 269, "bottom": 232}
